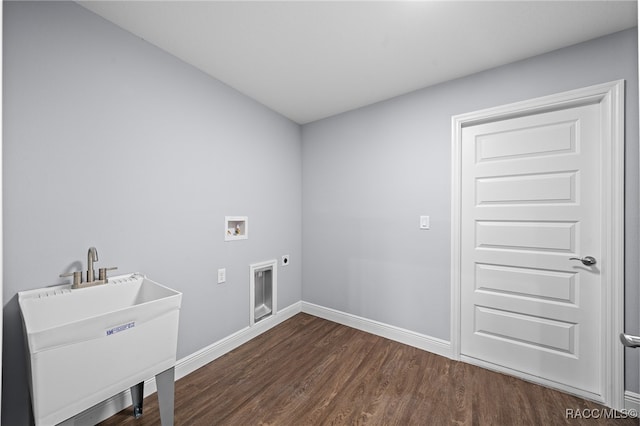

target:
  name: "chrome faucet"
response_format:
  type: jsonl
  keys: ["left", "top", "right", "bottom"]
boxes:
{"left": 87, "top": 246, "right": 98, "bottom": 283}
{"left": 60, "top": 246, "right": 117, "bottom": 289}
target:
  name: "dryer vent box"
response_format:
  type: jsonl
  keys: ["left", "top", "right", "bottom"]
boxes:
{"left": 250, "top": 260, "right": 277, "bottom": 325}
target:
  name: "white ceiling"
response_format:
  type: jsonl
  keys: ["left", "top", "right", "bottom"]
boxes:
{"left": 77, "top": 1, "right": 637, "bottom": 124}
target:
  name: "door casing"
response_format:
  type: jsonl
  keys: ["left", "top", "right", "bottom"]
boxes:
{"left": 450, "top": 80, "right": 625, "bottom": 409}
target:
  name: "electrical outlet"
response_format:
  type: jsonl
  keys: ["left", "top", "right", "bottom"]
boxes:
{"left": 217, "top": 268, "right": 226, "bottom": 284}
{"left": 281, "top": 255, "right": 290, "bottom": 266}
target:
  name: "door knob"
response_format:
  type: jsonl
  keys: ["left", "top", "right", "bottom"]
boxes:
{"left": 569, "top": 256, "right": 597, "bottom": 266}
{"left": 620, "top": 333, "right": 640, "bottom": 348}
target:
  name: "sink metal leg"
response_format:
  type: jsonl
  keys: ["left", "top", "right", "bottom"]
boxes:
{"left": 130, "top": 381, "right": 144, "bottom": 419}
{"left": 156, "top": 367, "right": 175, "bottom": 426}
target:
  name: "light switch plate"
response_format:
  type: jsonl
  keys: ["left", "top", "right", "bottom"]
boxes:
{"left": 420, "top": 216, "right": 430, "bottom": 230}
{"left": 217, "top": 268, "right": 226, "bottom": 284}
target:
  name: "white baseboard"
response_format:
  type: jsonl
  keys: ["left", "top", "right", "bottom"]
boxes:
{"left": 67, "top": 300, "right": 637, "bottom": 425}
{"left": 625, "top": 390, "right": 640, "bottom": 413}
{"left": 300, "top": 301, "right": 451, "bottom": 359}
{"left": 66, "top": 301, "right": 302, "bottom": 426}
{"left": 174, "top": 301, "right": 302, "bottom": 382}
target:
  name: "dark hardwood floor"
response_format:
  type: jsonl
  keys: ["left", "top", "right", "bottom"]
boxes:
{"left": 100, "top": 313, "right": 638, "bottom": 425}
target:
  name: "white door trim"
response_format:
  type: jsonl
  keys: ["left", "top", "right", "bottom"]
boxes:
{"left": 1, "top": 2, "right": 4, "bottom": 418}
{"left": 450, "top": 80, "right": 625, "bottom": 409}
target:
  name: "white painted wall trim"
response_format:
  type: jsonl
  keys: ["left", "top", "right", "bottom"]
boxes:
{"left": 301, "top": 302, "right": 451, "bottom": 359}
{"left": 64, "top": 300, "right": 454, "bottom": 425}
{"left": 65, "top": 301, "right": 302, "bottom": 426}
{"left": 1, "top": 2, "right": 4, "bottom": 420}
{"left": 625, "top": 391, "right": 640, "bottom": 415}
{"left": 63, "top": 295, "right": 633, "bottom": 425}
{"left": 450, "top": 80, "right": 626, "bottom": 410}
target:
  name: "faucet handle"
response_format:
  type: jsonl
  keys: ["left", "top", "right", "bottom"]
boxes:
{"left": 60, "top": 271, "right": 83, "bottom": 287}
{"left": 98, "top": 267, "right": 118, "bottom": 282}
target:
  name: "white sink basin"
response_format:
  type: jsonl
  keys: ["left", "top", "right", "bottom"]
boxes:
{"left": 18, "top": 273, "right": 182, "bottom": 426}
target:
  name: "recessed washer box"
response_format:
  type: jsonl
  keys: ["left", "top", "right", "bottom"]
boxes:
{"left": 225, "top": 216, "right": 248, "bottom": 241}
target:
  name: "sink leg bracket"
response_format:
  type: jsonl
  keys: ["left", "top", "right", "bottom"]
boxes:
{"left": 128, "top": 367, "right": 175, "bottom": 425}
{"left": 130, "top": 382, "right": 144, "bottom": 419}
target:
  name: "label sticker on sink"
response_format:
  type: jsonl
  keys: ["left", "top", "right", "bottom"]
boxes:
{"left": 106, "top": 321, "right": 135, "bottom": 336}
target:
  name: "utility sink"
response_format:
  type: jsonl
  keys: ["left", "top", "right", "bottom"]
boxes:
{"left": 18, "top": 273, "right": 182, "bottom": 426}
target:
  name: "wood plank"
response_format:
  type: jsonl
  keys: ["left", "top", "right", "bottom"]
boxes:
{"left": 99, "top": 313, "right": 637, "bottom": 425}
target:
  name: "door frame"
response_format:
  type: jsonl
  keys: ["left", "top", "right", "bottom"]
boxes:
{"left": 1, "top": 2, "right": 4, "bottom": 418}
{"left": 450, "top": 80, "right": 625, "bottom": 409}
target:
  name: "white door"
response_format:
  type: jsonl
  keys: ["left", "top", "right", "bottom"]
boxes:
{"left": 460, "top": 103, "right": 604, "bottom": 397}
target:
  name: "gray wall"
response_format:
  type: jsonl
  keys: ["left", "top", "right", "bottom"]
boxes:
{"left": 302, "top": 28, "right": 639, "bottom": 391}
{"left": 3, "top": 2, "right": 639, "bottom": 424}
{"left": 2, "top": 2, "right": 301, "bottom": 424}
